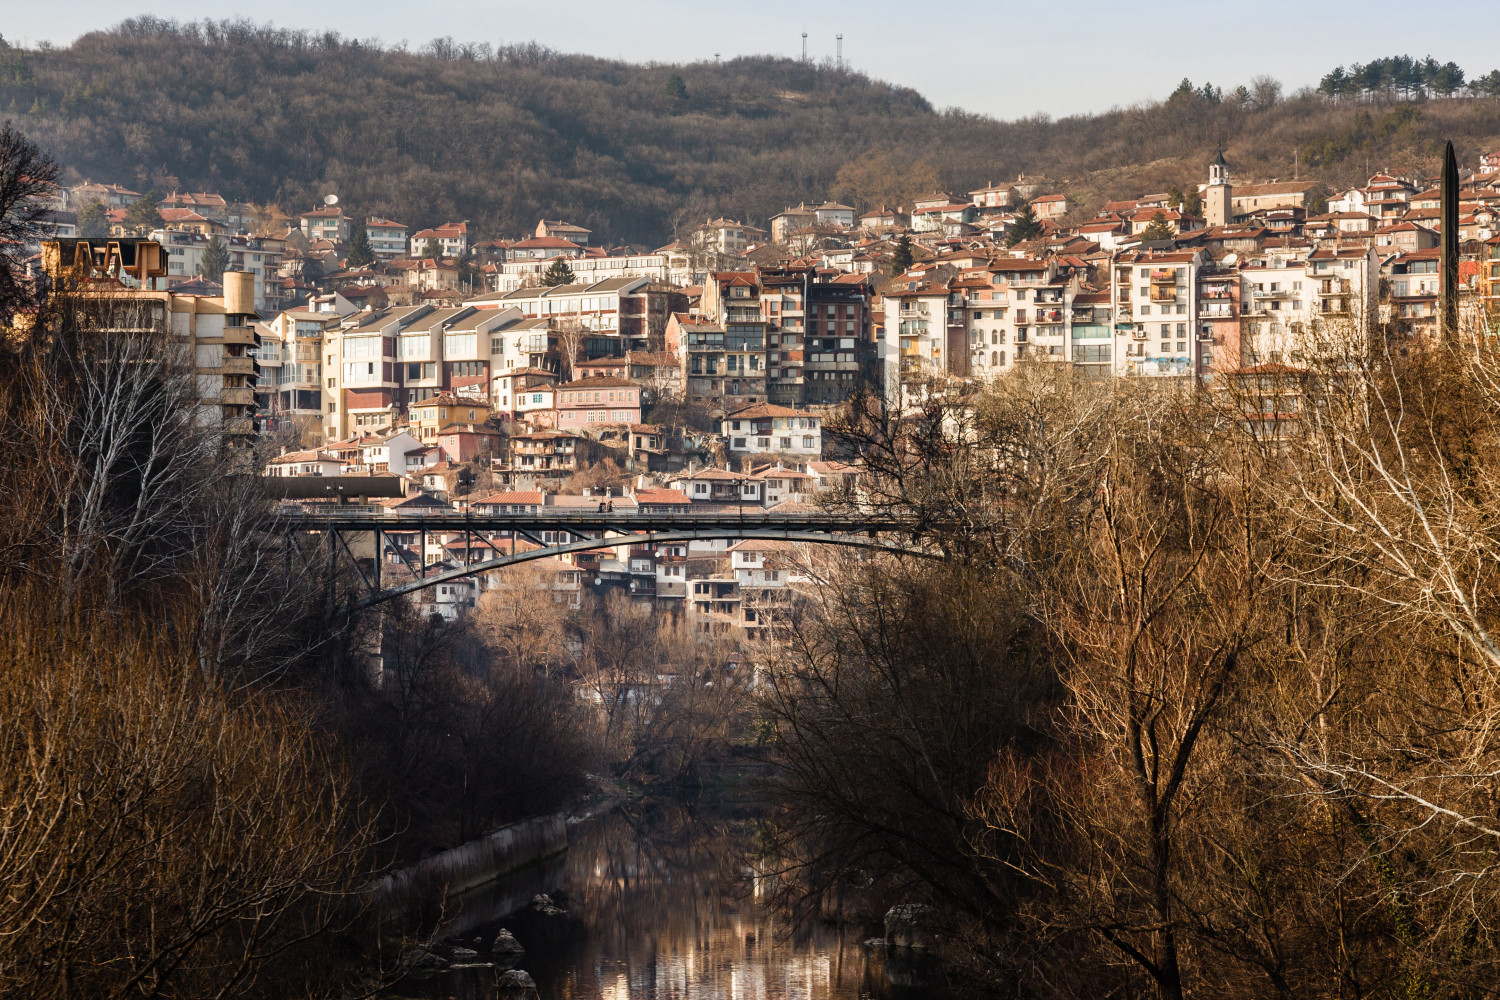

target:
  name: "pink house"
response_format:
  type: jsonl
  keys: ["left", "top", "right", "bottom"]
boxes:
{"left": 554, "top": 376, "right": 641, "bottom": 431}
{"left": 437, "top": 425, "right": 502, "bottom": 463}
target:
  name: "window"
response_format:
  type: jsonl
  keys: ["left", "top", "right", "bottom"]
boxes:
{"left": 344, "top": 337, "right": 380, "bottom": 359}
{"left": 444, "top": 333, "right": 477, "bottom": 358}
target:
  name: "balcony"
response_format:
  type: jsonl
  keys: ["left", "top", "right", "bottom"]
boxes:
{"left": 220, "top": 325, "right": 258, "bottom": 346}
{"left": 220, "top": 387, "right": 255, "bottom": 406}
{"left": 222, "top": 357, "right": 256, "bottom": 376}
{"left": 1149, "top": 285, "right": 1178, "bottom": 303}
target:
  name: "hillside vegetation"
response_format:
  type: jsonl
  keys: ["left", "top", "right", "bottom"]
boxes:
{"left": 7, "top": 19, "right": 1500, "bottom": 243}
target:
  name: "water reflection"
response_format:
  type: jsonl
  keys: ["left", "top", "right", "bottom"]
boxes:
{"left": 396, "top": 802, "right": 902, "bottom": 1000}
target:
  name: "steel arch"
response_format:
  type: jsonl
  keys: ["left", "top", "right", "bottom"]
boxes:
{"left": 356, "top": 527, "right": 935, "bottom": 607}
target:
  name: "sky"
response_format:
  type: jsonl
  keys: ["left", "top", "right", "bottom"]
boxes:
{"left": 6, "top": 0, "right": 1500, "bottom": 120}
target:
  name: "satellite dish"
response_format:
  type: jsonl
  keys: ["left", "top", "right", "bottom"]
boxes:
{"left": 323, "top": 194, "right": 339, "bottom": 206}
{"left": 1221, "top": 252, "right": 1238, "bottom": 266}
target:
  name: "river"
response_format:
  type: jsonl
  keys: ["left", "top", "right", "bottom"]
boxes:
{"left": 385, "top": 801, "right": 924, "bottom": 1000}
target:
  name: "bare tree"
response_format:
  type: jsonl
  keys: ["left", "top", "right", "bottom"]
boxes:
{"left": 0, "top": 120, "right": 60, "bottom": 323}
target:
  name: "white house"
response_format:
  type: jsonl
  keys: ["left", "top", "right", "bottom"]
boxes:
{"left": 409, "top": 221, "right": 469, "bottom": 258}
{"left": 264, "top": 450, "right": 345, "bottom": 477}
{"left": 361, "top": 430, "right": 424, "bottom": 476}
{"left": 721, "top": 403, "right": 823, "bottom": 457}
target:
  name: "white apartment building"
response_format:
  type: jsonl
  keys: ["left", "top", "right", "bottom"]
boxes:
{"left": 365, "top": 218, "right": 408, "bottom": 258}
{"left": 1112, "top": 249, "right": 1205, "bottom": 377}
{"left": 1238, "top": 245, "right": 1379, "bottom": 366}
{"left": 494, "top": 252, "right": 670, "bottom": 292}
{"left": 880, "top": 279, "right": 955, "bottom": 409}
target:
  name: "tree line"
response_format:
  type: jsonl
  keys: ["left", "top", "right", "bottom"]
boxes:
{"left": 1318, "top": 55, "right": 1500, "bottom": 102}
{"left": 0, "top": 122, "right": 629, "bottom": 996}
{"left": 760, "top": 324, "right": 1500, "bottom": 997}
{"left": 8, "top": 22, "right": 1500, "bottom": 244}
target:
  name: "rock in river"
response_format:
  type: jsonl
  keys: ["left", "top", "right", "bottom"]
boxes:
{"left": 884, "top": 903, "right": 937, "bottom": 950}
{"left": 497, "top": 968, "right": 539, "bottom": 999}
{"left": 492, "top": 927, "right": 527, "bottom": 956}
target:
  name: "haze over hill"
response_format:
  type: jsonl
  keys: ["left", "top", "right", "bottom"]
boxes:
{"left": 7, "top": 18, "right": 1500, "bottom": 244}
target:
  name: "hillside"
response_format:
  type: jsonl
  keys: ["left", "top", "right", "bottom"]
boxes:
{"left": 7, "top": 19, "right": 1500, "bottom": 244}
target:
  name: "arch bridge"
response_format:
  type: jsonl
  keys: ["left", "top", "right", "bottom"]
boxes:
{"left": 277, "top": 507, "right": 931, "bottom": 608}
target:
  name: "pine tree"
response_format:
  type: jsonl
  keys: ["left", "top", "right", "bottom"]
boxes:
{"left": 664, "top": 73, "right": 688, "bottom": 101}
{"left": 122, "top": 190, "right": 163, "bottom": 234}
{"left": 889, "top": 233, "right": 914, "bottom": 275}
{"left": 76, "top": 200, "right": 109, "bottom": 238}
{"left": 198, "top": 235, "right": 230, "bottom": 282}
{"left": 422, "top": 237, "right": 442, "bottom": 261}
{"left": 1139, "top": 210, "right": 1176, "bottom": 243}
{"left": 1005, "top": 202, "right": 1041, "bottom": 247}
{"left": 541, "top": 257, "right": 575, "bottom": 286}
{"left": 346, "top": 224, "right": 374, "bottom": 267}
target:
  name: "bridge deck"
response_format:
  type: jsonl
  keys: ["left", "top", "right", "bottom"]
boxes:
{"left": 277, "top": 509, "right": 908, "bottom": 534}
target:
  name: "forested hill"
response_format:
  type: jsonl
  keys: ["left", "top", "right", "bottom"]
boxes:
{"left": 8, "top": 19, "right": 1500, "bottom": 245}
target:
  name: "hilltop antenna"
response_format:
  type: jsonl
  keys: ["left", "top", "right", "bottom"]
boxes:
{"left": 714, "top": 52, "right": 721, "bottom": 63}
{"left": 836, "top": 34, "right": 843, "bottom": 70}
{"left": 801, "top": 32, "right": 807, "bottom": 62}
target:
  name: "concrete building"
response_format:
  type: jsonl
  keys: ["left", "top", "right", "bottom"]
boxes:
{"left": 41, "top": 239, "right": 262, "bottom": 449}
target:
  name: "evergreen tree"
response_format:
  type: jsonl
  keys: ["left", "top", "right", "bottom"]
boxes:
{"left": 1139, "top": 210, "right": 1176, "bottom": 243}
{"left": 122, "top": 190, "right": 163, "bottom": 234}
{"left": 664, "top": 73, "right": 688, "bottom": 101}
{"left": 346, "top": 223, "right": 374, "bottom": 267}
{"left": 76, "top": 200, "right": 109, "bottom": 237}
{"left": 889, "top": 233, "right": 915, "bottom": 275}
{"left": 541, "top": 257, "right": 575, "bottom": 286}
{"left": 198, "top": 234, "right": 230, "bottom": 281}
{"left": 422, "top": 237, "right": 442, "bottom": 260}
{"left": 1005, "top": 202, "right": 1041, "bottom": 247}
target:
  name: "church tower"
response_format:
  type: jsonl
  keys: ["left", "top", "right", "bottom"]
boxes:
{"left": 1205, "top": 149, "right": 1232, "bottom": 226}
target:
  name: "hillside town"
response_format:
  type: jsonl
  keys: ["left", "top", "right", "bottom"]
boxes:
{"left": 26, "top": 149, "right": 1500, "bottom": 629}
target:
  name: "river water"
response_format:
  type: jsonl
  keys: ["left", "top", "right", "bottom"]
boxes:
{"left": 387, "top": 801, "right": 916, "bottom": 1000}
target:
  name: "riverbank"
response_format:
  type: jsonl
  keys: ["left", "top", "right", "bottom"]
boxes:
{"left": 383, "top": 799, "right": 925, "bottom": 1000}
